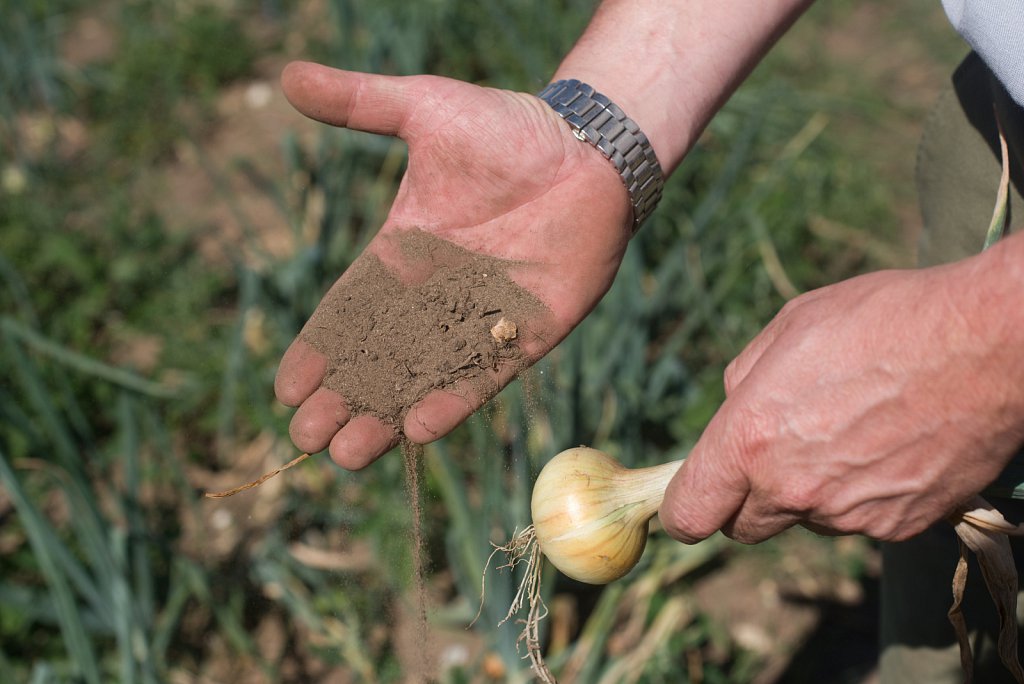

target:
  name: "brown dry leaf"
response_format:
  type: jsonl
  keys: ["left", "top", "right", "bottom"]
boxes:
{"left": 948, "top": 538, "right": 973, "bottom": 683}
{"left": 949, "top": 496, "right": 1024, "bottom": 684}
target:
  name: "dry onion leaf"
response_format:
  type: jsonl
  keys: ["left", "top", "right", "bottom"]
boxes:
{"left": 948, "top": 496, "right": 1024, "bottom": 683}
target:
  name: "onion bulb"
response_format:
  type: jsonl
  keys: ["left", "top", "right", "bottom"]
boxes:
{"left": 530, "top": 446, "right": 684, "bottom": 584}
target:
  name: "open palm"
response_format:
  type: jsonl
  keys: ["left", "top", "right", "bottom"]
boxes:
{"left": 274, "top": 62, "right": 632, "bottom": 469}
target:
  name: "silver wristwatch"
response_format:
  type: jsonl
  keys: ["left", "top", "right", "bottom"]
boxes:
{"left": 537, "top": 79, "right": 664, "bottom": 232}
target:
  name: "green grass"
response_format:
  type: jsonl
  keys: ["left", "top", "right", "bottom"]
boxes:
{"left": 0, "top": 0, "right": 963, "bottom": 681}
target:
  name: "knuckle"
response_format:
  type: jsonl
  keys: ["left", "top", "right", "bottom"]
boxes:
{"left": 723, "top": 358, "right": 743, "bottom": 396}
{"left": 723, "top": 513, "right": 786, "bottom": 544}
{"left": 727, "top": 404, "right": 777, "bottom": 462}
{"left": 776, "top": 478, "right": 822, "bottom": 515}
{"left": 828, "top": 512, "right": 912, "bottom": 541}
{"left": 773, "top": 290, "right": 821, "bottom": 327}
{"left": 775, "top": 295, "right": 805, "bottom": 320}
{"left": 722, "top": 525, "right": 763, "bottom": 546}
{"left": 874, "top": 514, "right": 930, "bottom": 542}
{"left": 865, "top": 519, "right": 903, "bottom": 541}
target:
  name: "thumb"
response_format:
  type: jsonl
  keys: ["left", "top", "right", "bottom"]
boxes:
{"left": 281, "top": 61, "right": 426, "bottom": 139}
{"left": 659, "top": 417, "right": 750, "bottom": 544}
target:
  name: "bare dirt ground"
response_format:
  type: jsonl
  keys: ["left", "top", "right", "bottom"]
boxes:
{"left": 154, "top": 58, "right": 320, "bottom": 264}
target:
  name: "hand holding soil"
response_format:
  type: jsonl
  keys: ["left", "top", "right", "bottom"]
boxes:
{"left": 273, "top": 61, "right": 632, "bottom": 469}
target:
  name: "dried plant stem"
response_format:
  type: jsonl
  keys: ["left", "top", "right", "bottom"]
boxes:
{"left": 478, "top": 526, "right": 557, "bottom": 683}
{"left": 204, "top": 452, "right": 311, "bottom": 498}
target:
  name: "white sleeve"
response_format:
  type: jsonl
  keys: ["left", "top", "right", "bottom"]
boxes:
{"left": 942, "top": 0, "right": 1024, "bottom": 106}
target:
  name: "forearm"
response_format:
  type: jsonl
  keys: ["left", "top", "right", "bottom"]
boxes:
{"left": 552, "top": 0, "right": 814, "bottom": 174}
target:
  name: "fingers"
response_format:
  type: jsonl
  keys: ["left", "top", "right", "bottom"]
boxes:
{"left": 288, "top": 382, "right": 482, "bottom": 469}
{"left": 281, "top": 61, "right": 426, "bottom": 139}
{"left": 719, "top": 497, "right": 798, "bottom": 544}
{"left": 725, "top": 287, "right": 833, "bottom": 395}
{"left": 403, "top": 382, "right": 488, "bottom": 444}
{"left": 288, "top": 388, "right": 350, "bottom": 454}
{"left": 667, "top": 296, "right": 795, "bottom": 541}
{"left": 284, "top": 381, "right": 399, "bottom": 469}
{"left": 277, "top": 337, "right": 397, "bottom": 468}
{"left": 662, "top": 397, "right": 803, "bottom": 544}
{"left": 329, "top": 416, "right": 400, "bottom": 470}
{"left": 659, "top": 438, "right": 751, "bottom": 544}
{"left": 403, "top": 355, "right": 526, "bottom": 443}
{"left": 278, "top": 336, "right": 515, "bottom": 465}
{"left": 663, "top": 466, "right": 795, "bottom": 545}
{"left": 275, "top": 339, "right": 328, "bottom": 406}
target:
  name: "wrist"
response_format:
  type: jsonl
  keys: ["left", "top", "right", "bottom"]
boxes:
{"left": 958, "top": 232, "right": 1024, "bottom": 345}
{"left": 537, "top": 79, "right": 665, "bottom": 231}
{"left": 549, "top": 64, "right": 696, "bottom": 175}
{"left": 946, "top": 232, "right": 1024, "bottom": 423}
{"left": 550, "top": 0, "right": 814, "bottom": 174}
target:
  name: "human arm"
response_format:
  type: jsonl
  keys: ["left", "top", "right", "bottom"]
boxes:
{"left": 274, "top": 0, "right": 815, "bottom": 469}
{"left": 550, "top": 0, "right": 813, "bottom": 173}
{"left": 659, "top": 231, "right": 1024, "bottom": 543}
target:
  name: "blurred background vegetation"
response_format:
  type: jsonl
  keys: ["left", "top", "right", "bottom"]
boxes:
{"left": 0, "top": 0, "right": 966, "bottom": 682}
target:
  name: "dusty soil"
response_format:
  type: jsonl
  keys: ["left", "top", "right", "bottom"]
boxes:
{"left": 301, "top": 230, "right": 546, "bottom": 427}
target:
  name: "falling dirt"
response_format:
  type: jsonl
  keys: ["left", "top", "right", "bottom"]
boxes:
{"left": 402, "top": 440, "right": 429, "bottom": 683}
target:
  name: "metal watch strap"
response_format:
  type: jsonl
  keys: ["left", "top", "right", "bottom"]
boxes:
{"left": 537, "top": 79, "right": 664, "bottom": 231}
